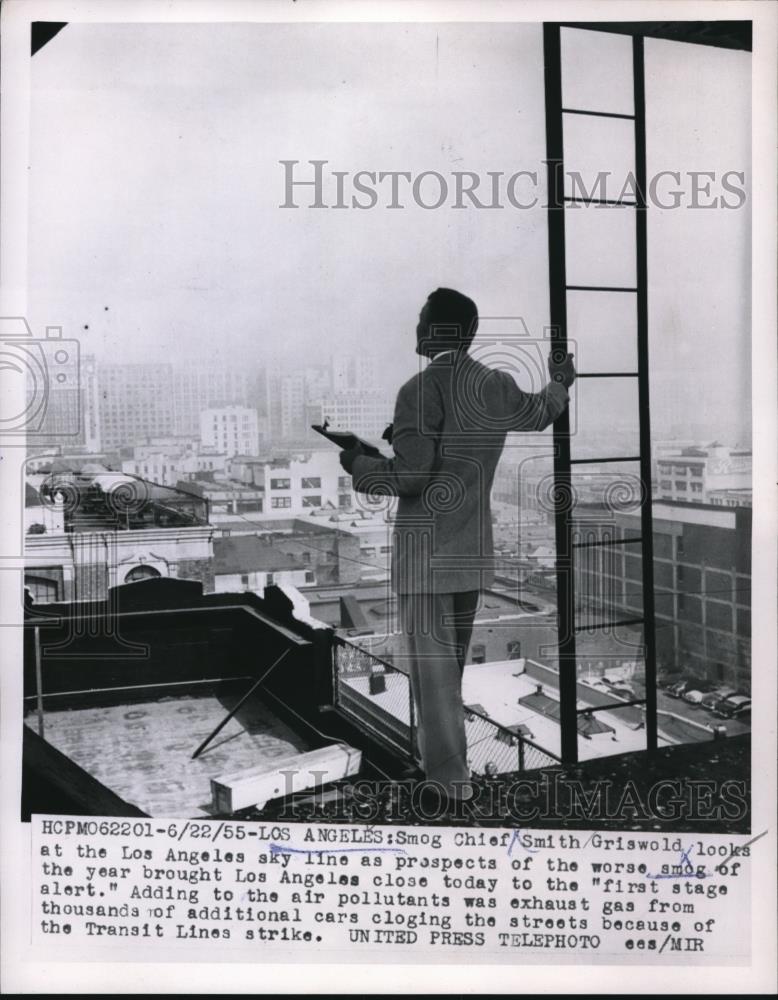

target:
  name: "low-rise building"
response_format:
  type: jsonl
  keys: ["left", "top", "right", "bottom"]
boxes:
{"left": 227, "top": 449, "right": 361, "bottom": 517}
{"left": 179, "top": 476, "right": 263, "bottom": 515}
{"left": 24, "top": 468, "right": 214, "bottom": 603}
{"left": 707, "top": 488, "right": 753, "bottom": 508}
{"left": 213, "top": 535, "right": 310, "bottom": 594}
{"left": 24, "top": 484, "right": 65, "bottom": 537}
{"left": 304, "top": 508, "right": 394, "bottom": 580}
{"left": 655, "top": 443, "right": 751, "bottom": 505}
{"left": 200, "top": 406, "right": 260, "bottom": 458}
{"left": 573, "top": 499, "right": 751, "bottom": 690}
{"left": 213, "top": 516, "right": 361, "bottom": 586}
{"left": 227, "top": 456, "right": 267, "bottom": 488}
{"left": 25, "top": 525, "right": 214, "bottom": 603}
{"left": 122, "top": 439, "right": 228, "bottom": 487}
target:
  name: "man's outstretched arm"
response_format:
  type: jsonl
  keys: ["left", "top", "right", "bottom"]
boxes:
{"left": 491, "top": 351, "right": 574, "bottom": 431}
{"left": 343, "top": 379, "right": 443, "bottom": 498}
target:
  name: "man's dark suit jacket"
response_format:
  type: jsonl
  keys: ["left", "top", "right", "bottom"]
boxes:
{"left": 351, "top": 350, "right": 569, "bottom": 595}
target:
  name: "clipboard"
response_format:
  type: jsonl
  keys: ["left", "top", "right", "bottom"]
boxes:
{"left": 311, "top": 424, "right": 383, "bottom": 457}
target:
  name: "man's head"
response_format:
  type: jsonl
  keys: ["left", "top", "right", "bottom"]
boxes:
{"left": 416, "top": 288, "right": 479, "bottom": 358}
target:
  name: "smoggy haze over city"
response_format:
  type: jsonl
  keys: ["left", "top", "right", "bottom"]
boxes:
{"left": 26, "top": 23, "right": 751, "bottom": 445}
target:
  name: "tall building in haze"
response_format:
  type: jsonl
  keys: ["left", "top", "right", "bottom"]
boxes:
{"left": 200, "top": 405, "right": 259, "bottom": 457}
{"left": 172, "top": 364, "right": 250, "bottom": 436}
{"left": 97, "top": 363, "right": 175, "bottom": 450}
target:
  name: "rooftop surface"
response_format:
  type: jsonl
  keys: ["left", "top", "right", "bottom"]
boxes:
{"left": 25, "top": 691, "right": 308, "bottom": 817}
{"left": 213, "top": 535, "right": 306, "bottom": 574}
{"left": 302, "top": 582, "right": 551, "bottom": 630}
{"left": 341, "top": 659, "right": 673, "bottom": 765}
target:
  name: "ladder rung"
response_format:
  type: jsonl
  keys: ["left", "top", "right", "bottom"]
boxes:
{"left": 563, "top": 196, "right": 637, "bottom": 207}
{"left": 570, "top": 456, "right": 642, "bottom": 465}
{"left": 576, "top": 699, "right": 647, "bottom": 713}
{"left": 562, "top": 107, "right": 635, "bottom": 121}
{"left": 575, "top": 372, "right": 639, "bottom": 378}
{"left": 566, "top": 285, "right": 638, "bottom": 293}
{"left": 572, "top": 536, "right": 642, "bottom": 548}
{"left": 574, "top": 617, "right": 645, "bottom": 632}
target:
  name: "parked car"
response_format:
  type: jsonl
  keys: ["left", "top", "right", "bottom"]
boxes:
{"left": 683, "top": 680, "right": 719, "bottom": 706}
{"left": 667, "top": 678, "right": 694, "bottom": 698}
{"left": 701, "top": 687, "right": 738, "bottom": 711}
{"left": 599, "top": 677, "right": 637, "bottom": 699}
{"left": 714, "top": 694, "right": 751, "bottom": 719}
{"left": 712, "top": 690, "right": 747, "bottom": 709}
{"left": 581, "top": 677, "right": 610, "bottom": 693}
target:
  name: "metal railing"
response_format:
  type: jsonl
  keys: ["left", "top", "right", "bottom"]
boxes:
{"left": 332, "top": 637, "right": 560, "bottom": 775}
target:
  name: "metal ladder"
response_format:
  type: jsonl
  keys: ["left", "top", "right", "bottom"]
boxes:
{"left": 543, "top": 23, "right": 658, "bottom": 764}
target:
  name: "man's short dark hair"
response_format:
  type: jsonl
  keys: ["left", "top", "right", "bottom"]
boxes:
{"left": 426, "top": 288, "right": 479, "bottom": 350}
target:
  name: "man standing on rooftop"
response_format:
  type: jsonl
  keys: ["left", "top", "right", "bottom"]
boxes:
{"left": 339, "top": 288, "right": 575, "bottom": 800}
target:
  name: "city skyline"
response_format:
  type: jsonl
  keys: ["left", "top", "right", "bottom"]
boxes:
{"left": 26, "top": 22, "right": 750, "bottom": 449}
{"left": 27, "top": 347, "right": 753, "bottom": 458}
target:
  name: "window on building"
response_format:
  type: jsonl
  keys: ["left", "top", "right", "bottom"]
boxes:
{"left": 124, "top": 565, "right": 161, "bottom": 584}
{"left": 507, "top": 640, "right": 521, "bottom": 660}
{"left": 301, "top": 477, "right": 321, "bottom": 489}
{"left": 705, "top": 569, "right": 733, "bottom": 597}
{"left": 271, "top": 497, "right": 292, "bottom": 509}
{"left": 241, "top": 573, "right": 250, "bottom": 587}
{"left": 302, "top": 496, "right": 321, "bottom": 508}
{"left": 654, "top": 562, "right": 673, "bottom": 590}
{"left": 624, "top": 555, "right": 642, "bottom": 581}
{"left": 338, "top": 476, "right": 351, "bottom": 488}
{"left": 679, "top": 594, "right": 702, "bottom": 624}
{"left": 706, "top": 600, "right": 733, "bottom": 633}
{"left": 305, "top": 571, "right": 315, "bottom": 583}
{"left": 271, "top": 478, "right": 291, "bottom": 490}
{"left": 266, "top": 573, "right": 275, "bottom": 585}
{"left": 301, "top": 551, "right": 311, "bottom": 563}
{"left": 674, "top": 480, "right": 687, "bottom": 490}
{"left": 682, "top": 565, "right": 701, "bottom": 593}
{"left": 24, "top": 574, "right": 59, "bottom": 603}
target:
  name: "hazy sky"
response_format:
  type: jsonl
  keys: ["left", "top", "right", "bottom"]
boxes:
{"left": 27, "top": 22, "right": 751, "bottom": 442}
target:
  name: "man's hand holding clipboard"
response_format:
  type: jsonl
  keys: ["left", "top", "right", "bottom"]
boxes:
{"left": 310, "top": 423, "right": 388, "bottom": 473}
